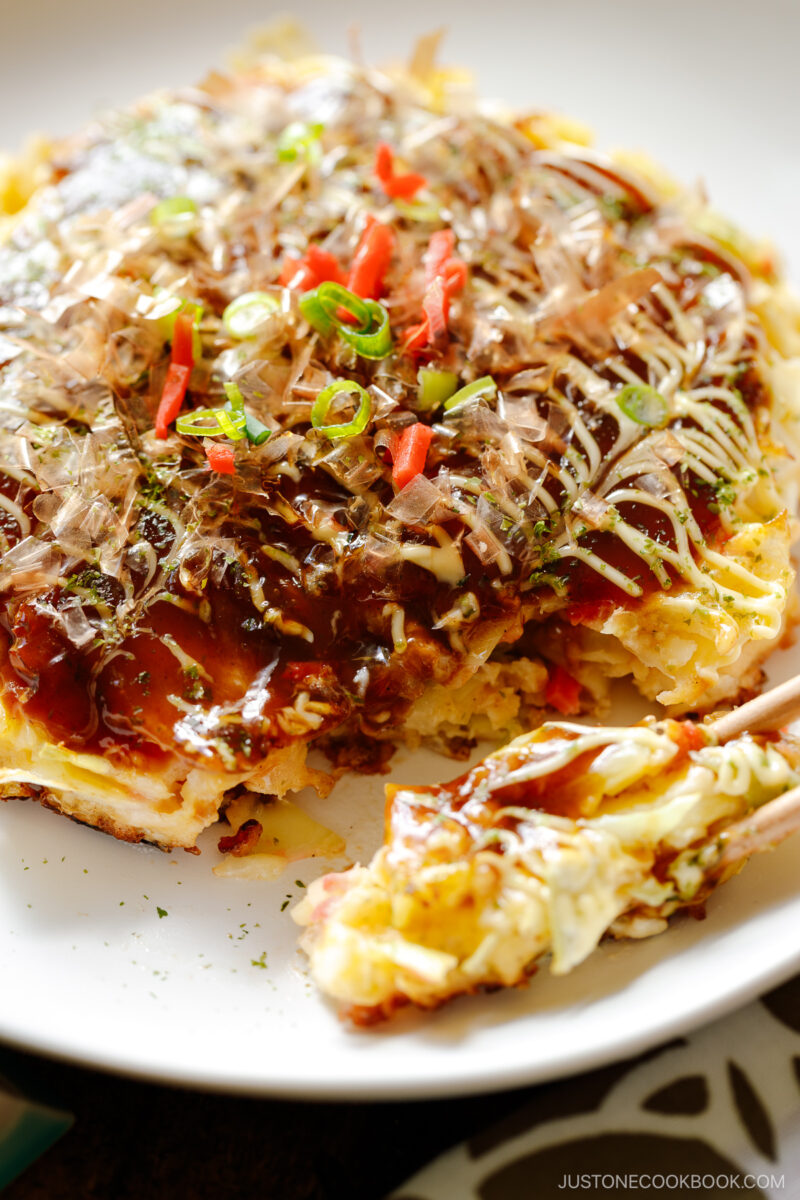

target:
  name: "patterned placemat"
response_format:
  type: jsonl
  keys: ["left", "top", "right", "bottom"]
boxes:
{"left": 390, "top": 974, "right": 800, "bottom": 1200}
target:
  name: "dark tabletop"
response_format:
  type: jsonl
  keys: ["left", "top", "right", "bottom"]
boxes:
{"left": 4, "top": 971, "right": 799, "bottom": 1199}
{"left": 0, "top": 1039, "right": 533, "bottom": 1200}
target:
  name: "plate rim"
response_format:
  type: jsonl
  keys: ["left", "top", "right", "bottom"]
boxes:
{"left": 2, "top": 0, "right": 800, "bottom": 1105}
{"left": 1, "top": 933, "right": 798, "bottom": 1100}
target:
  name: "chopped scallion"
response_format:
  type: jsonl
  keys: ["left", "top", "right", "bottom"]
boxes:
{"left": 223, "top": 382, "right": 272, "bottom": 446}
{"left": 311, "top": 379, "right": 372, "bottom": 440}
{"left": 338, "top": 299, "right": 392, "bottom": 359}
{"left": 301, "top": 283, "right": 393, "bottom": 359}
{"left": 316, "top": 281, "right": 373, "bottom": 329}
{"left": 223, "top": 291, "right": 281, "bottom": 339}
{"left": 299, "top": 288, "right": 334, "bottom": 335}
{"left": 216, "top": 409, "right": 244, "bottom": 439}
{"left": 277, "top": 121, "right": 324, "bottom": 163}
{"left": 615, "top": 384, "right": 669, "bottom": 427}
{"left": 150, "top": 196, "right": 198, "bottom": 236}
{"left": 176, "top": 406, "right": 247, "bottom": 440}
{"left": 223, "top": 381, "right": 245, "bottom": 413}
{"left": 417, "top": 368, "right": 459, "bottom": 411}
{"left": 243, "top": 413, "right": 272, "bottom": 445}
{"left": 443, "top": 376, "right": 497, "bottom": 412}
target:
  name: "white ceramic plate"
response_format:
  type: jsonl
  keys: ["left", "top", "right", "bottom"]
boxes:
{"left": 1, "top": 0, "right": 799, "bottom": 1099}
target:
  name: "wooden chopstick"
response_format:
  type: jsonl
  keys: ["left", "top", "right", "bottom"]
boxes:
{"left": 689, "top": 674, "right": 800, "bottom": 874}
{"left": 713, "top": 781, "right": 800, "bottom": 873}
{"left": 705, "top": 672, "right": 800, "bottom": 743}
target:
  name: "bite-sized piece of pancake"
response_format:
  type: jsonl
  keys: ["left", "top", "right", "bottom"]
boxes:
{"left": 1, "top": 48, "right": 800, "bottom": 849}
{"left": 294, "top": 719, "right": 800, "bottom": 1022}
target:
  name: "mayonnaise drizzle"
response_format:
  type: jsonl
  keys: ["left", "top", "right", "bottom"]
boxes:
{"left": 489, "top": 299, "right": 787, "bottom": 621}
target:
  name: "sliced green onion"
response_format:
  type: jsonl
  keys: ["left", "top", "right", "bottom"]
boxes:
{"left": 150, "top": 196, "right": 198, "bottom": 236}
{"left": 299, "top": 288, "right": 334, "bottom": 335}
{"left": 223, "top": 381, "right": 245, "bottom": 412}
{"left": 216, "top": 409, "right": 247, "bottom": 439}
{"left": 443, "top": 375, "right": 497, "bottom": 412}
{"left": 337, "top": 299, "right": 392, "bottom": 359}
{"left": 615, "top": 384, "right": 669, "bottom": 427}
{"left": 394, "top": 196, "right": 442, "bottom": 223}
{"left": 223, "top": 382, "right": 272, "bottom": 446}
{"left": 417, "top": 368, "right": 459, "bottom": 411}
{"left": 243, "top": 413, "right": 272, "bottom": 445}
{"left": 223, "top": 291, "right": 281, "bottom": 339}
{"left": 151, "top": 196, "right": 197, "bottom": 222}
{"left": 176, "top": 407, "right": 247, "bottom": 440}
{"left": 318, "top": 282, "right": 392, "bottom": 360}
{"left": 316, "top": 282, "right": 373, "bottom": 328}
{"left": 301, "top": 283, "right": 393, "bottom": 360}
{"left": 277, "top": 121, "right": 324, "bottom": 163}
{"left": 311, "top": 379, "right": 373, "bottom": 440}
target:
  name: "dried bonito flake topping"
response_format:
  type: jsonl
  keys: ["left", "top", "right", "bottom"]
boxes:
{"left": 0, "top": 43, "right": 799, "bottom": 855}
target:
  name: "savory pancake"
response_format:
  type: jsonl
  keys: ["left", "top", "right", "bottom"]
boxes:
{"left": 1, "top": 49, "right": 800, "bottom": 850}
{"left": 294, "top": 719, "right": 800, "bottom": 1022}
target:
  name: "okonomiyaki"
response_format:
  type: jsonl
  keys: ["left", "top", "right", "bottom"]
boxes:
{"left": 1, "top": 47, "right": 800, "bottom": 853}
{"left": 295, "top": 717, "right": 800, "bottom": 1022}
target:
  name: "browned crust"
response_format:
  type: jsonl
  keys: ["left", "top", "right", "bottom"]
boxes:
{"left": 319, "top": 733, "right": 396, "bottom": 775}
{"left": 32, "top": 788, "right": 200, "bottom": 852}
{"left": 0, "top": 782, "right": 36, "bottom": 800}
{"left": 344, "top": 967, "right": 539, "bottom": 1026}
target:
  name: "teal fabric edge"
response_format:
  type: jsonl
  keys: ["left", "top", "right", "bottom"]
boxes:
{"left": 0, "top": 1105, "right": 73, "bottom": 1191}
